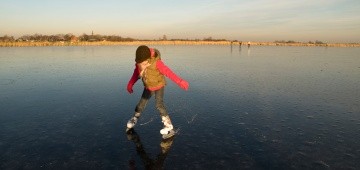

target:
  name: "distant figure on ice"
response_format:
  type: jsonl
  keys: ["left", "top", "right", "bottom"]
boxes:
{"left": 126, "top": 45, "right": 189, "bottom": 139}
{"left": 247, "top": 41, "right": 251, "bottom": 48}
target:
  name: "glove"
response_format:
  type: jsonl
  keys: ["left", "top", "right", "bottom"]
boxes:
{"left": 127, "top": 83, "right": 134, "bottom": 94}
{"left": 179, "top": 80, "right": 189, "bottom": 91}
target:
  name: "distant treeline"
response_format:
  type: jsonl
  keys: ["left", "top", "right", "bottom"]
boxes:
{"left": 0, "top": 33, "right": 136, "bottom": 42}
{"left": 0, "top": 33, "right": 339, "bottom": 44}
{"left": 274, "top": 40, "right": 326, "bottom": 44}
{"left": 1, "top": 34, "right": 359, "bottom": 47}
{"left": 0, "top": 33, "right": 230, "bottom": 43}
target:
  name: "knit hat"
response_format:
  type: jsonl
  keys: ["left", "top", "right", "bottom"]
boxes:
{"left": 135, "top": 45, "right": 151, "bottom": 63}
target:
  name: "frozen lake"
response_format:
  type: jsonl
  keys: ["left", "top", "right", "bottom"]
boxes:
{"left": 1, "top": 45, "right": 359, "bottom": 169}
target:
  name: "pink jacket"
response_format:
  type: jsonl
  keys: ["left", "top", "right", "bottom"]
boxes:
{"left": 127, "top": 60, "right": 189, "bottom": 93}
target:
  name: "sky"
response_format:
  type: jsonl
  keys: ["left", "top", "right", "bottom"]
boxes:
{"left": 0, "top": 0, "right": 359, "bottom": 43}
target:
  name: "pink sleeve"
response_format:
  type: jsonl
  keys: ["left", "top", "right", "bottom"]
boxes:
{"left": 127, "top": 65, "right": 140, "bottom": 86}
{"left": 156, "top": 60, "right": 182, "bottom": 84}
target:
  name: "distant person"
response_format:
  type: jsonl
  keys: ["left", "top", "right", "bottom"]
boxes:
{"left": 247, "top": 41, "right": 251, "bottom": 48}
{"left": 239, "top": 41, "right": 242, "bottom": 46}
{"left": 126, "top": 45, "right": 189, "bottom": 139}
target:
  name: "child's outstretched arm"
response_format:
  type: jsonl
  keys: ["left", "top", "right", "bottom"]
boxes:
{"left": 156, "top": 60, "right": 189, "bottom": 90}
{"left": 127, "top": 65, "right": 140, "bottom": 94}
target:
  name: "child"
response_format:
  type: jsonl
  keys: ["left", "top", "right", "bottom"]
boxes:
{"left": 126, "top": 45, "right": 189, "bottom": 138}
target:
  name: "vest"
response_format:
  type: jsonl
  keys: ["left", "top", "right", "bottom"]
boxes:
{"left": 142, "top": 52, "right": 166, "bottom": 89}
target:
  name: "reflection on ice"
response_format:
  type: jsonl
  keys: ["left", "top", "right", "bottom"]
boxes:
{"left": 126, "top": 129, "right": 174, "bottom": 170}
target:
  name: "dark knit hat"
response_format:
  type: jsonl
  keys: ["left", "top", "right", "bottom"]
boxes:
{"left": 135, "top": 45, "right": 151, "bottom": 63}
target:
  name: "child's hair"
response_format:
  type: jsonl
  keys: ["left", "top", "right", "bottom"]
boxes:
{"left": 135, "top": 45, "right": 151, "bottom": 63}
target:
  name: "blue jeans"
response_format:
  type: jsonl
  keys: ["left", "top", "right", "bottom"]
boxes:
{"left": 135, "top": 87, "right": 168, "bottom": 117}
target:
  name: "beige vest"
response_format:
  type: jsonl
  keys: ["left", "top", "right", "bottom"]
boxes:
{"left": 142, "top": 55, "right": 166, "bottom": 89}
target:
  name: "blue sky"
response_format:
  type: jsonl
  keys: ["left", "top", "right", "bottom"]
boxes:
{"left": 1, "top": 0, "right": 359, "bottom": 42}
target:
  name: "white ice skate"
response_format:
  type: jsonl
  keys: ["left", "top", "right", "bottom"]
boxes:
{"left": 160, "top": 116, "right": 175, "bottom": 139}
{"left": 126, "top": 112, "right": 141, "bottom": 132}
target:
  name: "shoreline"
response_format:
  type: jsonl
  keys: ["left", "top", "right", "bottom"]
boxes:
{"left": 0, "top": 40, "right": 359, "bottom": 47}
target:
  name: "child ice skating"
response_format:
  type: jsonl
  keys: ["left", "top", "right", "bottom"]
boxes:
{"left": 126, "top": 45, "right": 189, "bottom": 138}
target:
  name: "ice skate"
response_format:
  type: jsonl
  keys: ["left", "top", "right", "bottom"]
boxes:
{"left": 160, "top": 116, "right": 175, "bottom": 139}
{"left": 126, "top": 112, "right": 141, "bottom": 132}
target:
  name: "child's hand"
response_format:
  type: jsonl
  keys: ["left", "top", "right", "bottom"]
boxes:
{"left": 179, "top": 80, "right": 189, "bottom": 91}
{"left": 127, "top": 84, "right": 134, "bottom": 94}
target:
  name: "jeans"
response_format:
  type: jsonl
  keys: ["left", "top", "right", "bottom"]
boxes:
{"left": 135, "top": 87, "right": 168, "bottom": 117}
